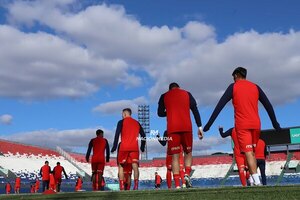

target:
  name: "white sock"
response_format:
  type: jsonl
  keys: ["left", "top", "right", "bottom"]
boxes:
{"left": 251, "top": 173, "right": 261, "bottom": 184}
{"left": 248, "top": 176, "right": 254, "bottom": 184}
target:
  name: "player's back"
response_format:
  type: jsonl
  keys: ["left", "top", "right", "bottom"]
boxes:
{"left": 92, "top": 136, "right": 107, "bottom": 163}
{"left": 164, "top": 88, "right": 192, "bottom": 133}
{"left": 120, "top": 117, "right": 140, "bottom": 152}
{"left": 54, "top": 166, "right": 63, "bottom": 178}
{"left": 233, "top": 79, "right": 260, "bottom": 130}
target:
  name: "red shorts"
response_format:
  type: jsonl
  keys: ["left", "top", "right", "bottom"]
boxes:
{"left": 166, "top": 154, "right": 172, "bottom": 170}
{"left": 118, "top": 151, "right": 139, "bottom": 164}
{"left": 91, "top": 162, "right": 105, "bottom": 174}
{"left": 167, "top": 132, "right": 192, "bottom": 155}
{"left": 236, "top": 129, "right": 260, "bottom": 153}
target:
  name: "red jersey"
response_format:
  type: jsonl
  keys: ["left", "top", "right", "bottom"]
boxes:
{"left": 15, "top": 177, "right": 21, "bottom": 187}
{"left": 120, "top": 117, "right": 141, "bottom": 152}
{"left": 155, "top": 174, "right": 162, "bottom": 185}
{"left": 53, "top": 166, "right": 63, "bottom": 179}
{"left": 232, "top": 80, "right": 260, "bottom": 130}
{"left": 163, "top": 88, "right": 192, "bottom": 133}
{"left": 255, "top": 139, "right": 266, "bottom": 160}
{"left": 41, "top": 165, "right": 51, "bottom": 181}
{"left": 91, "top": 136, "right": 108, "bottom": 163}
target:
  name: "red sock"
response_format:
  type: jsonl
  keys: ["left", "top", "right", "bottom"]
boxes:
{"left": 180, "top": 169, "right": 186, "bottom": 184}
{"left": 173, "top": 174, "right": 180, "bottom": 188}
{"left": 126, "top": 182, "right": 131, "bottom": 190}
{"left": 246, "top": 170, "right": 250, "bottom": 180}
{"left": 133, "top": 179, "right": 139, "bottom": 190}
{"left": 119, "top": 180, "right": 124, "bottom": 190}
{"left": 185, "top": 166, "right": 191, "bottom": 176}
{"left": 238, "top": 170, "right": 247, "bottom": 186}
{"left": 166, "top": 170, "right": 172, "bottom": 189}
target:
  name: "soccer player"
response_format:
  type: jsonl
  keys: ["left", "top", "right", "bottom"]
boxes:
{"left": 204, "top": 67, "right": 281, "bottom": 186}
{"left": 35, "top": 178, "right": 40, "bottom": 193}
{"left": 111, "top": 108, "right": 146, "bottom": 190}
{"left": 53, "top": 162, "right": 68, "bottom": 192}
{"left": 157, "top": 131, "right": 186, "bottom": 188}
{"left": 5, "top": 181, "right": 11, "bottom": 194}
{"left": 75, "top": 176, "right": 83, "bottom": 191}
{"left": 86, "top": 129, "right": 110, "bottom": 191}
{"left": 219, "top": 127, "right": 251, "bottom": 186}
{"left": 256, "top": 139, "right": 267, "bottom": 185}
{"left": 157, "top": 82, "right": 203, "bottom": 188}
{"left": 40, "top": 161, "right": 51, "bottom": 192}
{"left": 14, "top": 176, "right": 21, "bottom": 194}
{"left": 154, "top": 172, "right": 162, "bottom": 189}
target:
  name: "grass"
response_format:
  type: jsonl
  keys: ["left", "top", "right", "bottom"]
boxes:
{"left": 0, "top": 185, "right": 299, "bottom": 200}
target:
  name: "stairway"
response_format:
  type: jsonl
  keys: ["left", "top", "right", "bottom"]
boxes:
{"left": 56, "top": 146, "right": 91, "bottom": 181}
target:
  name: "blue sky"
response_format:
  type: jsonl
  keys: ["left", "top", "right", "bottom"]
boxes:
{"left": 0, "top": 0, "right": 300, "bottom": 158}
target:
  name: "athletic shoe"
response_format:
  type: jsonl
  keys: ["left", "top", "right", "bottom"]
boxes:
{"left": 175, "top": 186, "right": 181, "bottom": 189}
{"left": 184, "top": 175, "right": 192, "bottom": 188}
{"left": 253, "top": 182, "right": 262, "bottom": 186}
{"left": 182, "top": 183, "right": 186, "bottom": 188}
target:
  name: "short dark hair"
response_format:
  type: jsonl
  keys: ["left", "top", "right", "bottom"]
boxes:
{"left": 96, "top": 129, "right": 104, "bottom": 136}
{"left": 57, "top": 162, "right": 60, "bottom": 165}
{"left": 232, "top": 67, "right": 247, "bottom": 78}
{"left": 169, "top": 82, "right": 180, "bottom": 90}
{"left": 122, "top": 108, "right": 132, "bottom": 115}
{"left": 45, "top": 161, "right": 49, "bottom": 164}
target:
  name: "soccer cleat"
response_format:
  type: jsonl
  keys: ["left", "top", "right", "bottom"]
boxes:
{"left": 253, "top": 182, "right": 262, "bottom": 186}
{"left": 182, "top": 183, "right": 186, "bottom": 188}
{"left": 175, "top": 186, "right": 181, "bottom": 189}
{"left": 184, "top": 175, "right": 192, "bottom": 188}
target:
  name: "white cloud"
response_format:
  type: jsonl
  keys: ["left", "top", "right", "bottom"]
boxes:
{"left": 93, "top": 96, "right": 148, "bottom": 115}
{"left": 2, "top": 127, "right": 115, "bottom": 152}
{"left": 0, "top": 114, "right": 13, "bottom": 125}
{"left": 2, "top": 0, "right": 300, "bottom": 106}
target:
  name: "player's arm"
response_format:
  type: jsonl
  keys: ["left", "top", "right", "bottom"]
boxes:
{"left": 111, "top": 120, "right": 123, "bottom": 153}
{"left": 157, "top": 131, "right": 167, "bottom": 146}
{"left": 62, "top": 167, "right": 68, "bottom": 179}
{"left": 39, "top": 168, "right": 42, "bottom": 177}
{"left": 189, "top": 92, "right": 204, "bottom": 139}
{"left": 157, "top": 94, "right": 166, "bottom": 117}
{"left": 204, "top": 84, "right": 233, "bottom": 132}
{"left": 85, "top": 139, "right": 93, "bottom": 162}
{"left": 139, "top": 124, "right": 146, "bottom": 152}
{"left": 218, "top": 127, "right": 233, "bottom": 138}
{"left": 105, "top": 139, "right": 110, "bottom": 162}
{"left": 257, "top": 86, "right": 281, "bottom": 131}
{"left": 52, "top": 167, "right": 56, "bottom": 176}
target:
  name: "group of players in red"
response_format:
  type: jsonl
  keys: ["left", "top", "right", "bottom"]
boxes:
{"left": 85, "top": 66, "right": 280, "bottom": 190}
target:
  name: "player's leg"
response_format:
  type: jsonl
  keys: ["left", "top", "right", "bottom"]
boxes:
{"left": 236, "top": 155, "right": 247, "bottom": 186}
{"left": 132, "top": 162, "right": 139, "bottom": 190}
{"left": 168, "top": 133, "right": 181, "bottom": 188}
{"left": 238, "top": 129, "right": 261, "bottom": 185}
{"left": 131, "top": 152, "right": 140, "bottom": 190}
{"left": 257, "top": 159, "right": 267, "bottom": 185}
{"left": 166, "top": 169, "right": 172, "bottom": 189}
{"left": 179, "top": 151, "right": 186, "bottom": 188}
{"left": 182, "top": 132, "right": 193, "bottom": 188}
